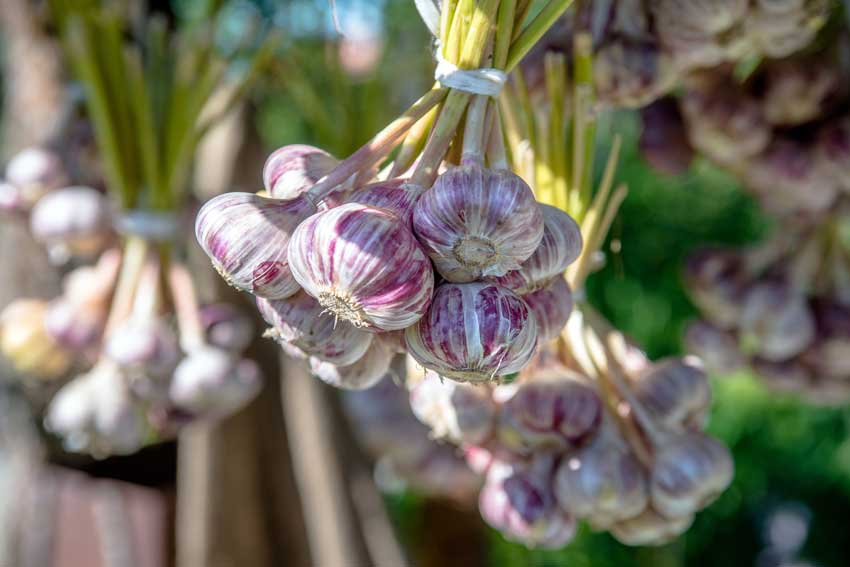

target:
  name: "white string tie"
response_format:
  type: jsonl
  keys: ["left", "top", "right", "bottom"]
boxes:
{"left": 116, "top": 210, "right": 180, "bottom": 241}
{"left": 434, "top": 50, "right": 507, "bottom": 97}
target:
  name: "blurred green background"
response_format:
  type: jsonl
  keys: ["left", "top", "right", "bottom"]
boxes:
{"left": 252, "top": 2, "right": 850, "bottom": 566}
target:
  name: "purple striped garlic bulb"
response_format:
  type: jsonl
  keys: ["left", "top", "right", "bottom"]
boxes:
{"left": 649, "top": 432, "right": 734, "bottom": 518}
{"left": 195, "top": 192, "right": 316, "bottom": 299}
{"left": 610, "top": 508, "right": 693, "bottom": 546}
{"left": 407, "top": 365, "right": 497, "bottom": 445}
{"left": 170, "top": 346, "right": 262, "bottom": 418}
{"left": 497, "top": 376, "right": 602, "bottom": 454}
{"left": 257, "top": 291, "right": 373, "bottom": 366}
{"left": 404, "top": 282, "right": 538, "bottom": 383}
{"left": 348, "top": 179, "right": 422, "bottom": 228}
{"left": 308, "top": 337, "right": 394, "bottom": 390}
{"left": 44, "top": 298, "right": 107, "bottom": 351}
{"left": 413, "top": 164, "right": 544, "bottom": 282}
{"left": 263, "top": 144, "right": 338, "bottom": 200}
{"left": 288, "top": 203, "right": 434, "bottom": 331}
{"left": 200, "top": 303, "right": 254, "bottom": 353}
{"left": 29, "top": 186, "right": 112, "bottom": 262}
{"left": 522, "top": 277, "right": 574, "bottom": 342}
{"left": 632, "top": 356, "right": 711, "bottom": 430}
{"left": 487, "top": 204, "right": 582, "bottom": 295}
{"left": 479, "top": 456, "right": 577, "bottom": 549}
{"left": 554, "top": 432, "right": 648, "bottom": 528}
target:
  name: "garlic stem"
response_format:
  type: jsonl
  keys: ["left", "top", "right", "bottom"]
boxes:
{"left": 486, "top": 110, "right": 509, "bottom": 170}
{"left": 103, "top": 236, "right": 149, "bottom": 339}
{"left": 461, "top": 95, "right": 491, "bottom": 164}
{"left": 168, "top": 262, "right": 206, "bottom": 352}
{"left": 388, "top": 99, "right": 440, "bottom": 178}
{"left": 306, "top": 87, "right": 446, "bottom": 202}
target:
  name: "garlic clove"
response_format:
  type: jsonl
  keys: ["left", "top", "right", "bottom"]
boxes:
{"left": 257, "top": 291, "right": 373, "bottom": 366}
{"left": 487, "top": 204, "right": 582, "bottom": 295}
{"left": 407, "top": 365, "right": 497, "bottom": 445}
{"left": 195, "top": 192, "right": 316, "bottom": 299}
{"left": 169, "top": 346, "right": 263, "bottom": 418}
{"left": 553, "top": 431, "right": 648, "bottom": 527}
{"left": 649, "top": 432, "right": 734, "bottom": 519}
{"left": 308, "top": 337, "right": 394, "bottom": 390}
{"left": 288, "top": 203, "right": 435, "bottom": 331}
{"left": 521, "top": 277, "right": 574, "bottom": 342}
{"left": 413, "top": 164, "right": 544, "bottom": 282}
{"left": 29, "top": 186, "right": 112, "bottom": 263}
{"left": 405, "top": 282, "right": 538, "bottom": 383}
{"left": 263, "top": 144, "right": 338, "bottom": 200}
{"left": 497, "top": 375, "right": 602, "bottom": 454}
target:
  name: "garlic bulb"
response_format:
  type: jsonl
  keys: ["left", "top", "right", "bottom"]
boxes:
{"left": 195, "top": 192, "right": 316, "bottom": 299}
{"left": 762, "top": 58, "right": 838, "bottom": 127}
{"left": 0, "top": 181, "right": 26, "bottom": 212}
{"left": 610, "top": 507, "right": 694, "bottom": 546}
{"left": 650, "top": 432, "right": 734, "bottom": 518}
{"left": 632, "top": 356, "right": 710, "bottom": 430}
{"left": 817, "top": 115, "right": 850, "bottom": 192}
{"left": 0, "top": 298, "right": 71, "bottom": 379}
{"left": 44, "top": 298, "right": 106, "bottom": 351}
{"left": 745, "top": 0, "right": 828, "bottom": 59}
{"left": 522, "top": 277, "right": 574, "bottom": 342}
{"left": 257, "top": 291, "right": 373, "bottom": 366}
{"left": 348, "top": 179, "right": 422, "bottom": 227}
{"left": 739, "top": 282, "right": 815, "bottom": 362}
{"left": 487, "top": 204, "right": 582, "bottom": 294}
{"left": 594, "top": 37, "right": 675, "bottom": 109}
{"left": 413, "top": 164, "right": 544, "bottom": 282}
{"left": 404, "top": 282, "right": 538, "bottom": 383}
{"left": 639, "top": 97, "right": 694, "bottom": 176}
{"left": 170, "top": 346, "right": 262, "bottom": 418}
{"left": 553, "top": 433, "right": 648, "bottom": 527}
{"left": 45, "top": 362, "right": 147, "bottom": 456}
{"left": 288, "top": 203, "right": 434, "bottom": 331}
{"left": 29, "top": 186, "right": 112, "bottom": 262}
{"left": 684, "top": 320, "right": 744, "bottom": 375}
{"left": 497, "top": 376, "right": 602, "bottom": 453}
{"left": 309, "top": 338, "right": 393, "bottom": 390}
{"left": 4, "top": 146, "right": 67, "bottom": 208}
{"left": 200, "top": 303, "right": 254, "bottom": 353}
{"left": 263, "top": 144, "right": 338, "bottom": 200}
{"left": 479, "top": 456, "right": 576, "bottom": 549}
{"left": 106, "top": 319, "right": 181, "bottom": 378}
{"left": 651, "top": 0, "right": 747, "bottom": 35}
{"left": 407, "top": 366, "right": 497, "bottom": 445}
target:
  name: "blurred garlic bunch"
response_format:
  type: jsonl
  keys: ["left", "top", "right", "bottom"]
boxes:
{"left": 0, "top": 146, "right": 68, "bottom": 213}
{"left": 685, "top": 217, "right": 850, "bottom": 404}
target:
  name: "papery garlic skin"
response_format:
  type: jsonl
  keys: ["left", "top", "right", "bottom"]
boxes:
{"left": 170, "top": 346, "right": 262, "bottom": 418}
{"left": 29, "top": 186, "right": 112, "bottom": 261}
{"left": 554, "top": 433, "right": 648, "bottom": 528}
{"left": 257, "top": 291, "right": 373, "bottom": 366}
{"left": 413, "top": 164, "right": 544, "bottom": 282}
{"left": 263, "top": 144, "right": 338, "bottom": 200}
{"left": 407, "top": 366, "right": 497, "bottom": 445}
{"left": 309, "top": 338, "right": 393, "bottom": 390}
{"left": 488, "top": 205, "right": 582, "bottom": 295}
{"left": 288, "top": 203, "right": 434, "bottom": 331}
{"left": 195, "top": 192, "right": 315, "bottom": 299}
{"left": 497, "top": 376, "right": 602, "bottom": 454}
{"left": 405, "top": 282, "right": 538, "bottom": 383}
{"left": 348, "top": 179, "right": 422, "bottom": 228}
{"left": 650, "top": 433, "right": 734, "bottom": 519}
{"left": 610, "top": 507, "right": 694, "bottom": 546}
{"left": 522, "top": 277, "right": 574, "bottom": 342}
{"left": 0, "top": 298, "right": 71, "bottom": 379}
